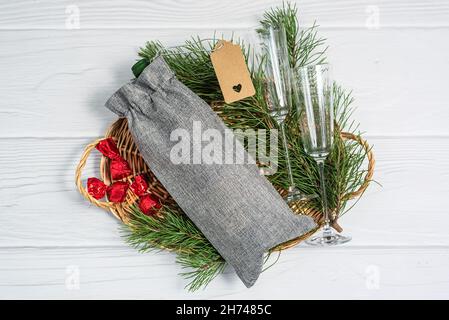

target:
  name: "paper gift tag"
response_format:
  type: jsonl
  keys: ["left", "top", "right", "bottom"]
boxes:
{"left": 210, "top": 40, "right": 256, "bottom": 104}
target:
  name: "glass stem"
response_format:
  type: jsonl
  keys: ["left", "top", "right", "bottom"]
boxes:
{"left": 280, "top": 122, "right": 295, "bottom": 189}
{"left": 317, "top": 159, "right": 331, "bottom": 231}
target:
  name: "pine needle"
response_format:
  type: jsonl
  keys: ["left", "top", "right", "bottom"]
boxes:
{"left": 123, "top": 205, "right": 225, "bottom": 291}
{"left": 124, "top": 2, "right": 369, "bottom": 291}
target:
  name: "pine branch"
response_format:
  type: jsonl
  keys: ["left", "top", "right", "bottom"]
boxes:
{"left": 123, "top": 205, "right": 225, "bottom": 291}
{"left": 133, "top": 3, "right": 367, "bottom": 224}
{"left": 259, "top": 2, "right": 327, "bottom": 68}
{"left": 125, "top": 2, "right": 371, "bottom": 290}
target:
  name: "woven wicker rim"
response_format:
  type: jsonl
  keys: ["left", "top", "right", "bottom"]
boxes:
{"left": 76, "top": 118, "right": 375, "bottom": 250}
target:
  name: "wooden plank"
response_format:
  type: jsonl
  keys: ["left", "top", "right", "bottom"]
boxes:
{"left": 0, "top": 137, "right": 448, "bottom": 247}
{"left": 1, "top": 0, "right": 446, "bottom": 300}
{"left": 0, "top": 0, "right": 448, "bottom": 29}
{"left": 0, "top": 137, "right": 125, "bottom": 246}
{"left": 0, "top": 246, "right": 448, "bottom": 299}
{"left": 0, "top": 28, "right": 448, "bottom": 137}
{"left": 0, "top": 29, "right": 227, "bottom": 137}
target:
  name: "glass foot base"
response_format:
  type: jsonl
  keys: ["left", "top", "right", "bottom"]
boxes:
{"left": 305, "top": 228, "right": 351, "bottom": 246}
{"left": 285, "top": 187, "right": 318, "bottom": 204}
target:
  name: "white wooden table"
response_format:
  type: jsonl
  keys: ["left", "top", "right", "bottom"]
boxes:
{"left": 1, "top": 0, "right": 448, "bottom": 299}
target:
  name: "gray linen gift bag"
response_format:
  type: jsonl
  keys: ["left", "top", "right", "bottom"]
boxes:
{"left": 105, "top": 57, "right": 316, "bottom": 287}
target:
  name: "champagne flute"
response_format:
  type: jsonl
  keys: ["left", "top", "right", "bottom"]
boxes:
{"left": 259, "top": 26, "right": 317, "bottom": 203}
{"left": 293, "top": 64, "right": 351, "bottom": 245}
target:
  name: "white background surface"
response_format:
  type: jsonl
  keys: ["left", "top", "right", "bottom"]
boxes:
{"left": 1, "top": 0, "right": 448, "bottom": 299}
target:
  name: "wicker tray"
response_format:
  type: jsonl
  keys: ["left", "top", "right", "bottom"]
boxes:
{"left": 76, "top": 118, "right": 374, "bottom": 250}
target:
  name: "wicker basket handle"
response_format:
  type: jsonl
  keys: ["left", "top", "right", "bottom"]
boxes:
{"left": 75, "top": 139, "right": 117, "bottom": 210}
{"left": 340, "top": 132, "right": 375, "bottom": 200}
{"left": 76, "top": 132, "right": 374, "bottom": 210}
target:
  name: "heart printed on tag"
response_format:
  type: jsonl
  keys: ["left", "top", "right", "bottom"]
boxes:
{"left": 210, "top": 41, "right": 255, "bottom": 103}
{"left": 232, "top": 84, "right": 242, "bottom": 93}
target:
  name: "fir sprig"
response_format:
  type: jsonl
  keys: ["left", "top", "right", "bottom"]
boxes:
{"left": 124, "top": 205, "right": 225, "bottom": 291}
{"left": 125, "top": 2, "right": 369, "bottom": 291}
{"left": 259, "top": 2, "right": 327, "bottom": 68}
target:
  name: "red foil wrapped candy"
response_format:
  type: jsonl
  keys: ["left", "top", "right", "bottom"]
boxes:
{"left": 139, "top": 194, "right": 162, "bottom": 216}
{"left": 130, "top": 175, "right": 149, "bottom": 197}
{"left": 96, "top": 138, "right": 121, "bottom": 160}
{"left": 107, "top": 181, "right": 129, "bottom": 203}
{"left": 110, "top": 157, "right": 132, "bottom": 180}
{"left": 87, "top": 177, "right": 107, "bottom": 200}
